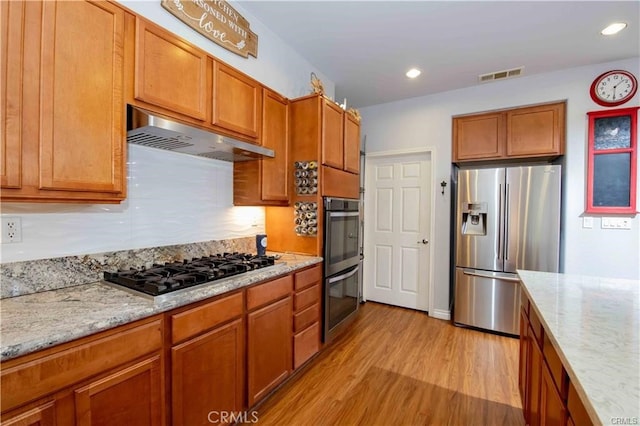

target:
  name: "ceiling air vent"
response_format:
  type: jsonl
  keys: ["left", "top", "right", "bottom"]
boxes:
{"left": 478, "top": 66, "right": 524, "bottom": 83}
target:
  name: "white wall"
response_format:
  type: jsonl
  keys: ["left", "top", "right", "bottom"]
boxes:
{"left": 360, "top": 57, "right": 640, "bottom": 313}
{"left": 0, "top": 1, "right": 334, "bottom": 263}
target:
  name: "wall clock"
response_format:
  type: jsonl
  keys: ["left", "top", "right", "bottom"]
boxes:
{"left": 590, "top": 70, "right": 638, "bottom": 107}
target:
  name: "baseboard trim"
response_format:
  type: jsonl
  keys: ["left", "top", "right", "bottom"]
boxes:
{"left": 430, "top": 309, "right": 451, "bottom": 321}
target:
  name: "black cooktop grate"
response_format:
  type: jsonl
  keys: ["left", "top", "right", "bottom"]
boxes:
{"left": 104, "top": 253, "right": 276, "bottom": 296}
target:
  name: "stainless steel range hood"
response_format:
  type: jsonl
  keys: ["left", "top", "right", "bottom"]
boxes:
{"left": 126, "top": 105, "right": 274, "bottom": 162}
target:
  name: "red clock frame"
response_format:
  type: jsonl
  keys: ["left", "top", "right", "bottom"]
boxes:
{"left": 589, "top": 70, "right": 638, "bottom": 107}
{"left": 586, "top": 107, "right": 639, "bottom": 214}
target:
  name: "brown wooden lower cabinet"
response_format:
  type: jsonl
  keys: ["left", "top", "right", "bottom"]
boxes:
{"left": 74, "top": 355, "right": 163, "bottom": 426}
{"left": 2, "top": 401, "right": 56, "bottom": 426}
{"left": 247, "top": 296, "right": 293, "bottom": 406}
{"left": 293, "top": 322, "right": 321, "bottom": 369}
{"left": 540, "top": 363, "right": 566, "bottom": 426}
{"left": 292, "top": 265, "right": 322, "bottom": 370}
{"left": 519, "top": 290, "right": 594, "bottom": 426}
{"left": 1, "top": 265, "right": 325, "bottom": 424}
{"left": 519, "top": 308, "right": 529, "bottom": 419}
{"left": 528, "top": 326, "right": 544, "bottom": 426}
{"left": 171, "top": 318, "right": 244, "bottom": 426}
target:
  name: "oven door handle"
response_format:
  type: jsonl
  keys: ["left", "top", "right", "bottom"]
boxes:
{"left": 328, "top": 266, "right": 359, "bottom": 284}
{"left": 328, "top": 212, "right": 360, "bottom": 218}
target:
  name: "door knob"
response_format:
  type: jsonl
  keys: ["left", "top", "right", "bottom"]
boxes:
{"left": 417, "top": 239, "right": 429, "bottom": 244}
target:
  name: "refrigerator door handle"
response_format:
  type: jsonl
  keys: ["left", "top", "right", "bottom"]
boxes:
{"left": 462, "top": 268, "right": 521, "bottom": 282}
{"left": 504, "top": 183, "right": 510, "bottom": 260}
{"left": 497, "top": 184, "right": 503, "bottom": 260}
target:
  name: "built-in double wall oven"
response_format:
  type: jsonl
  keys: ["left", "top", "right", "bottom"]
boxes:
{"left": 323, "top": 197, "right": 361, "bottom": 342}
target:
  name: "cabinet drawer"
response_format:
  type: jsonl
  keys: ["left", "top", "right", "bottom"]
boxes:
{"left": 247, "top": 275, "right": 293, "bottom": 310}
{"left": 171, "top": 291, "right": 243, "bottom": 344}
{"left": 295, "top": 265, "right": 322, "bottom": 291}
{"left": 568, "top": 381, "right": 593, "bottom": 426}
{"left": 294, "top": 303, "right": 320, "bottom": 333}
{"left": 529, "top": 307, "right": 544, "bottom": 346}
{"left": 294, "top": 284, "right": 320, "bottom": 312}
{"left": 293, "top": 322, "right": 320, "bottom": 369}
{"left": 543, "top": 334, "right": 568, "bottom": 399}
{"left": 1, "top": 317, "right": 162, "bottom": 413}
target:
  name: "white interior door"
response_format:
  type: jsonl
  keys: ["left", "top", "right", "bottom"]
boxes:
{"left": 364, "top": 152, "right": 432, "bottom": 311}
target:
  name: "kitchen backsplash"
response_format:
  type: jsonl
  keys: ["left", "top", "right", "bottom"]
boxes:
{"left": 0, "top": 236, "right": 255, "bottom": 299}
{"left": 0, "top": 144, "right": 266, "bottom": 264}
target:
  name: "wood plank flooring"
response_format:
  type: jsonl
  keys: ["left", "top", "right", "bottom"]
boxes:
{"left": 250, "top": 301, "right": 524, "bottom": 426}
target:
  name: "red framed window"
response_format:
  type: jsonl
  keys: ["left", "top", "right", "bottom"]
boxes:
{"left": 586, "top": 106, "right": 638, "bottom": 214}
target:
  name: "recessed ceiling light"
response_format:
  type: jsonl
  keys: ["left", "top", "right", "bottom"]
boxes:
{"left": 406, "top": 68, "right": 421, "bottom": 79}
{"left": 601, "top": 22, "right": 627, "bottom": 35}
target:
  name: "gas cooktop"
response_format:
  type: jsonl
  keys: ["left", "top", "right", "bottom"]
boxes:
{"left": 103, "top": 253, "right": 277, "bottom": 297}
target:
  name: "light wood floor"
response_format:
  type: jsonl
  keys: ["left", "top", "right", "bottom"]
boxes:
{"left": 251, "top": 301, "right": 524, "bottom": 426}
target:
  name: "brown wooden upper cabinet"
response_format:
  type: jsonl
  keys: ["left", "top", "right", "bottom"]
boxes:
{"left": 453, "top": 101, "right": 565, "bottom": 163}
{"left": 344, "top": 113, "right": 361, "bottom": 174}
{"left": 233, "top": 88, "right": 289, "bottom": 206}
{"left": 322, "top": 99, "right": 345, "bottom": 169}
{"left": 134, "top": 18, "right": 208, "bottom": 121}
{"left": 0, "top": 0, "right": 127, "bottom": 203}
{"left": 213, "top": 62, "right": 262, "bottom": 142}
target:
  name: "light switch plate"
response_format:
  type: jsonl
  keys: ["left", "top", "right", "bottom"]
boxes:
{"left": 582, "top": 216, "right": 593, "bottom": 229}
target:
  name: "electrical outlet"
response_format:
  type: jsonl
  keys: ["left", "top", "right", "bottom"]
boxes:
{"left": 601, "top": 217, "right": 632, "bottom": 229}
{"left": 1, "top": 217, "right": 22, "bottom": 243}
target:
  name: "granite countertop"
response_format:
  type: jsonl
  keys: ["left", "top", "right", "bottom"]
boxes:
{"left": 0, "top": 253, "right": 322, "bottom": 362}
{"left": 517, "top": 270, "right": 640, "bottom": 426}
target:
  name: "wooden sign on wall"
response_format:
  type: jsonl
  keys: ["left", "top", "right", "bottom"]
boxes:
{"left": 161, "top": 0, "right": 258, "bottom": 58}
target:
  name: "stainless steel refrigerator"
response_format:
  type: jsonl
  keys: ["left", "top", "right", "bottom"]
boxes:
{"left": 453, "top": 165, "right": 561, "bottom": 335}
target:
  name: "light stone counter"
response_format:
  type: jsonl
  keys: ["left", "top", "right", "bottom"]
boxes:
{"left": 1, "top": 253, "right": 322, "bottom": 361}
{"left": 517, "top": 270, "right": 640, "bottom": 426}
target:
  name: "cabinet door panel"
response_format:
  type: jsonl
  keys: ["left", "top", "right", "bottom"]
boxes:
{"left": 529, "top": 325, "right": 543, "bottom": 426}
{"left": 247, "top": 297, "right": 292, "bottom": 406}
{"left": 74, "top": 355, "right": 162, "bottom": 426}
{"left": 518, "top": 309, "right": 529, "bottom": 419}
{"left": 213, "top": 63, "right": 261, "bottom": 139}
{"left": 39, "top": 0, "right": 125, "bottom": 193}
{"left": 453, "top": 112, "right": 504, "bottom": 161}
{"left": 507, "top": 103, "right": 565, "bottom": 157}
{"left": 2, "top": 401, "right": 55, "bottom": 426}
{"left": 261, "top": 89, "right": 289, "bottom": 201}
{"left": 172, "top": 319, "right": 244, "bottom": 426}
{"left": 0, "top": 0, "right": 24, "bottom": 189}
{"left": 540, "top": 364, "right": 566, "bottom": 426}
{"left": 321, "top": 100, "right": 344, "bottom": 169}
{"left": 343, "top": 113, "right": 360, "bottom": 174}
{"left": 134, "top": 19, "right": 207, "bottom": 121}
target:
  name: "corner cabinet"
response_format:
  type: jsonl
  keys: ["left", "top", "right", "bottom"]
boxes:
{"left": 234, "top": 89, "right": 289, "bottom": 205}
{"left": 453, "top": 101, "right": 565, "bottom": 163}
{"left": 1, "top": 0, "right": 128, "bottom": 203}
